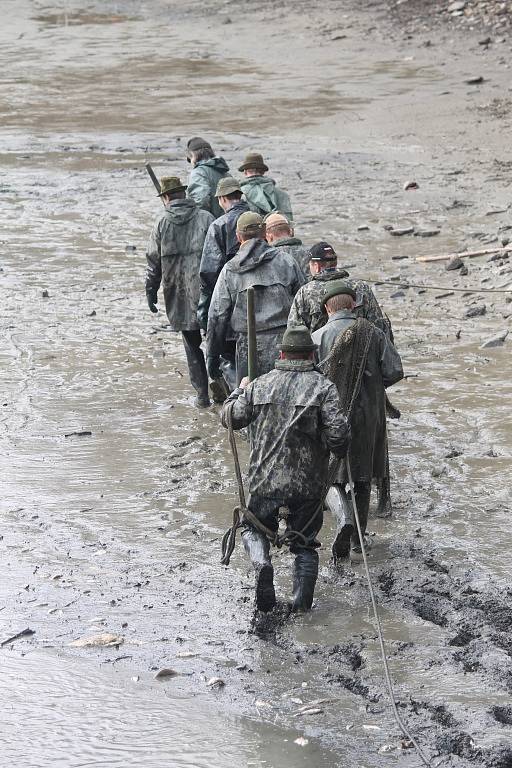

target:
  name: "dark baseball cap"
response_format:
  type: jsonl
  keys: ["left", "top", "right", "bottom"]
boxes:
{"left": 309, "top": 241, "right": 337, "bottom": 262}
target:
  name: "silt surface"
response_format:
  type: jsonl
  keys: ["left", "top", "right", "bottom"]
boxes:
{"left": 1, "top": 1, "right": 512, "bottom": 766}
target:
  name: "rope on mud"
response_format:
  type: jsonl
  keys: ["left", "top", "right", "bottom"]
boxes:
{"left": 367, "top": 279, "right": 512, "bottom": 294}
{"left": 346, "top": 458, "right": 433, "bottom": 767}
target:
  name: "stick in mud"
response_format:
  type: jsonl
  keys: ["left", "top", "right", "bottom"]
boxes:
{"left": 416, "top": 245, "right": 512, "bottom": 263}
{"left": 1, "top": 628, "right": 35, "bottom": 647}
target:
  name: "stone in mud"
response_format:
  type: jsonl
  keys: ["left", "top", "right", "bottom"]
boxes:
{"left": 390, "top": 226, "right": 414, "bottom": 236}
{"left": 42, "top": 289, "right": 50, "bottom": 298}
{"left": 154, "top": 668, "right": 179, "bottom": 679}
{"left": 403, "top": 180, "right": 419, "bottom": 190}
{"left": 460, "top": 265, "right": 468, "bottom": 276}
{"left": 415, "top": 229, "right": 440, "bottom": 237}
{"left": 466, "top": 75, "right": 485, "bottom": 85}
{"left": 207, "top": 677, "right": 225, "bottom": 688}
{"left": 390, "top": 290, "right": 406, "bottom": 298}
{"left": 69, "top": 632, "right": 123, "bottom": 648}
{"left": 446, "top": 255, "right": 464, "bottom": 271}
{"left": 464, "top": 304, "right": 486, "bottom": 318}
{"left": 480, "top": 330, "right": 508, "bottom": 348}
{"left": 448, "top": 1, "right": 466, "bottom": 11}
{"left": 357, "top": 224, "right": 370, "bottom": 231}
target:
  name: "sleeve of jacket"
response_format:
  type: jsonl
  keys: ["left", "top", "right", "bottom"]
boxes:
{"left": 379, "top": 334, "right": 404, "bottom": 389}
{"left": 287, "top": 287, "right": 308, "bottom": 328}
{"left": 276, "top": 188, "right": 293, "bottom": 221}
{"left": 220, "top": 385, "right": 254, "bottom": 430}
{"left": 206, "top": 268, "right": 233, "bottom": 360}
{"left": 290, "top": 260, "right": 307, "bottom": 296}
{"left": 145, "top": 218, "right": 162, "bottom": 292}
{"left": 320, "top": 383, "right": 351, "bottom": 457}
{"left": 187, "top": 167, "right": 212, "bottom": 213}
{"left": 200, "top": 221, "right": 226, "bottom": 292}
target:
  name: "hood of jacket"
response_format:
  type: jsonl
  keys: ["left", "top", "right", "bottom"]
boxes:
{"left": 272, "top": 236, "right": 303, "bottom": 247}
{"left": 195, "top": 156, "right": 230, "bottom": 174}
{"left": 164, "top": 198, "right": 197, "bottom": 225}
{"left": 313, "top": 267, "right": 350, "bottom": 282}
{"left": 228, "top": 238, "right": 278, "bottom": 274}
{"left": 240, "top": 175, "right": 276, "bottom": 192}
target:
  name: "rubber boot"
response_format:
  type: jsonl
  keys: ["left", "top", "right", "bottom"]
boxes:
{"left": 291, "top": 549, "right": 319, "bottom": 612}
{"left": 241, "top": 528, "right": 276, "bottom": 612}
{"left": 326, "top": 484, "right": 354, "bottom": 564}
{"left": 350, "top": 482, "right": 371, "bottom": 561}
{"left": 375, "top": 476, "right": 393, "bottom": 518}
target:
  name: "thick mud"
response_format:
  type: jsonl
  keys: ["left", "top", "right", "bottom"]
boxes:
{"left": 1, "top": 1, "right": 511, "bottom": 766}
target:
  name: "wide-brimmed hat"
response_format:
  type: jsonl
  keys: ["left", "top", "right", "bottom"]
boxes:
{"left": 280, "top": 325, "right": 317, "bottom": 353}
{"left": 309, "top": 241, "right": 337, "bottom": 262}
{"left": 264, "top": 212, "right": 291, "bottom": 230}
{"left": 238, "top": 153, "right": 269, "bottom": 173}
{"left": 158, "top": 176, "right": 187, "bottom": 197}
{"left": 236, "top": 211, "right": 264, "bottom": 234}
{"left": 322, "top": 281, "right": 357, "bottom": 307}
{"left": 215, "top": 176, "right": 242, "bottom": 197}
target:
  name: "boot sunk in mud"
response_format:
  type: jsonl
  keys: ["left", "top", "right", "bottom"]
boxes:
{"left": 241, "top": 527, "right": 276, "bottom": 612}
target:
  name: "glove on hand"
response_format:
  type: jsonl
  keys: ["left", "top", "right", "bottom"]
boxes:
{"left": 207, "top": 356, "right": 222, "bottom": 381}
{"left": 146, "top": 288, "right": 158, "bottom": 314}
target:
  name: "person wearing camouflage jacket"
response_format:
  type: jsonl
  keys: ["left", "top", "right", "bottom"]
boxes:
{"left": 145, "top": 176, "right": 214, "bottom": 407}
{"left": 238, "top": 153, "right": 293, "bottom": 221}
{"left": 221, "top": 325, "right": 350, "bottom": 612}
{"left": 287, "top": 241, "right": 388, "bottom": 335}
{"left": 264, "top": 212, "right": 310, "bottom": 278}
{"left": 186, "top": 137, "right": 229, "bottom": 218}
{"left": 206, "top": 213, "right": 305, "bottom": 386}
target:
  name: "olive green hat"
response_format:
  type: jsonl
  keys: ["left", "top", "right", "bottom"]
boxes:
{"left": 215, "top": 176, "right": 242, "bottom": 197}
{"left": 236, "top": 211, "right": 265, "bottom": 234}
{"left": 280, "top": 325, "right": 317, "bottom": 353}
{"left": 158, "top": 176, "right": 187, "bottom": 197}
{"left": 238, "top": 152, "right": 269, "bottom": 173}
{"left": 322, "top": 281, "right": 357, "bottom": 307}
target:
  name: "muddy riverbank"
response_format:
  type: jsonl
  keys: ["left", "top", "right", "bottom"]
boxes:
{"left": 1, "top": 1, "right": 511, "bottom": 766}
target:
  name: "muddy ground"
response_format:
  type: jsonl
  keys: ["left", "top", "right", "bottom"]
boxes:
{"left": 0, "top": 1, "right": 511, "bottom": 766}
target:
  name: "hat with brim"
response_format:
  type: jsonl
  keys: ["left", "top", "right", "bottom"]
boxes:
{"left": 280, "top": 325, "right": 317, "bottom": 353}
{"left": 322, "top": 281, "right": 357, "bottom": 307}
{"left": 215, "top": 176, "right": 242, "bottom": 197}
{"left": 236, "top": 211, "right": 264, "bottom": 234}
{"left": 158, "top": 176, "right": 187, "bottom": 197}
{"left": 309, "top": 241, "right": 337, "bottom": 262}
{"left": 238, "top": 152, "right": 269, "bottom": 173}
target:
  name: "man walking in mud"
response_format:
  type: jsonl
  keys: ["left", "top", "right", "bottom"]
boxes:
{"left": 222, "top": 325, "right": 350, "bottom": 612}
{"left": 206, "top": 212, "right": 305, "bottom": 385}
{"left": 145, "top": 176, "right": 214, "bottom": 407}
{"left": 239, "top": 153, "right": 293, "bottom": 221}
{"left": 186, "top": 137, "right": 229, "bottom": 218}
{"left": 312, "top": 282, "right": 403, "bottom": 561}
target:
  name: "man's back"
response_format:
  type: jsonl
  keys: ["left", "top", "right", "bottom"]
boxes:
{"left": 229, "top": 360, "right": 349, "bottom": 499}
{"left": 241, "top": 175, "right": 293, "bottom": 221}
{"left": 187, "top": 156, "right": 230, "bottom": 217}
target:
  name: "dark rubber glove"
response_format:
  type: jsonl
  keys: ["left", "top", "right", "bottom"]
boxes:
{"left": 207, "top": 356, "right": 222, "bottom": 381}
{"left": 146, "top": 288, "right": 158, "bottom": 314}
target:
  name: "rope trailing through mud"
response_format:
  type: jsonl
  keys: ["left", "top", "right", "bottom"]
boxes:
{"left": 346, "top": 458, "right": 433, "bottom": 767}
{"left": 368, "top": 279, "right": 512, "bottom": 294}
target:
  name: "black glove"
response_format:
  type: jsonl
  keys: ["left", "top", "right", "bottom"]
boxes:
{"left": 207, "top": 356, "right": 222, "bottom": 381}
{"left": 146, "top": 288, "right": 158, "bottom": 314}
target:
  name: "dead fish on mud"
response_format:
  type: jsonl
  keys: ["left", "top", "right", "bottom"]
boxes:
{"left": 69, "top": 632, "right": 123, "bottom": 648}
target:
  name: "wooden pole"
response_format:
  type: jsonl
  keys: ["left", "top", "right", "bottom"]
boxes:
{"left": 416, "top": 245, "right": 512, "bottom": 263}
{"left": 246, "top": 287, "right": 257, "bottom": 382}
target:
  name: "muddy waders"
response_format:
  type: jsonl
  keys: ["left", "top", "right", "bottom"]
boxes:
{"left": 326, "top": 484, "right": 354, "bottom": 562}
{"left": 291, "top": 548, "right": 319, "bottom": 612}
{"left": 350, "top": 481, "right": 371, "bottom": 555}
{"left": 241, "top": 527, "right": 276, "bottom": 612}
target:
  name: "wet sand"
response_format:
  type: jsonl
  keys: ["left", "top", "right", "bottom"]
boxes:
{"left": 1, "top": 1, "right": 511, "bottom": 766}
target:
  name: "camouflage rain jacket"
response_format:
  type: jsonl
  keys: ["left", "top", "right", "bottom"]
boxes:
{"left": 312, "top": 310, "right": 403, "bottom": 481}
{"left": 207, "top": 238, "right": 305, "bottom": 378}
{"left": 145, "top": 199, "right": 214, "bottom": 331}
{"left": 224, "top": 360, "right": 350, "bottom": 500}
{"left": 197, "top": 199, "right": 250, "bottom": 329}
{"left": 187, "top": 156, "right": 230, "bottom": 218}
{"left": 288, "top": 267, "right": 388, "bottom": 334}
{"left": 240, "top": 175, "right": 293, "bottom": 221}
{"left": 272, "top": 236, "right": 310, "bottom": 278}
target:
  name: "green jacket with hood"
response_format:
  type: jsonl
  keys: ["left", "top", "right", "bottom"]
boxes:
{"left": 187, "top": 156, "right": 229, "bottom": 218}
{"left": 240, "top": 175, "right": 293, "bottom": 221}
{"left": 145, "top": 199, "right": 214, "bottom": 331}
